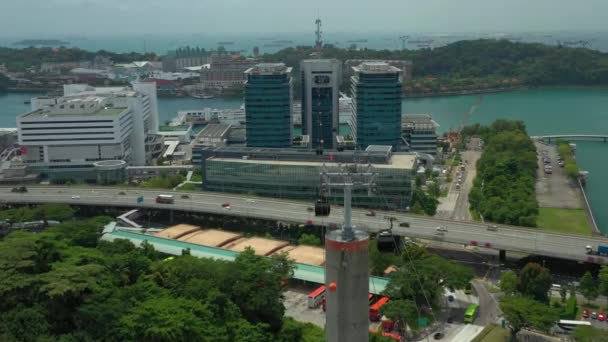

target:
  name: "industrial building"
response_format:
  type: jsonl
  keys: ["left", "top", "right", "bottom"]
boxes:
{"left": 300, "top": 59, "right": 341, "bottom": 150}
{"left": 17, "top": 83, "right": 161, "bottom": 183}
{"left": 402, "top": 114, "right": 439, "bottom": 155}
{"left": 351, "top": 62, "right": 403, "bottom": 150}
{"left": 244, "top": 63, "right": 293, "bottom": 148}
{"left": 198, "top": 145, "right": 416, "bottom": 210}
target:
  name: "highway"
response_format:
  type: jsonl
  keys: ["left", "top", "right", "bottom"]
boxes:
{"left": 1, "top": 186, "right": 607, "bottom": 263}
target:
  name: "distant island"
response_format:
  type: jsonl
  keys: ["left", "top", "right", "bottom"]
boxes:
{"left": 13, "top": 39, "right": 69, "bottom": 46}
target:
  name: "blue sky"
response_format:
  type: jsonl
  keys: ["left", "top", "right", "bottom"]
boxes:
{"left": 1, "top": 0, "right": 607, "bottom": 36}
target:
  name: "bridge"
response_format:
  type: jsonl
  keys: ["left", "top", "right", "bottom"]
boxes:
{"left": 532, "top": 134, "right": 608, "bottom": 142}
{"left": 1, "top": 186, "right": 608, "bottom": 264}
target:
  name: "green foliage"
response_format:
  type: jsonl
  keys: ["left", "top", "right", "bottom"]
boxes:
{"left": 142, "top": 174, "right": 185, "bottom": 189}
{"left": 499, "top": 296, "right": 559, "bottom": 338}
{"left": 517, "top": 263, "right": 553, "bottom": 303}
{"left": 369, "top": 240, "right": 397, "bottom": 276}
{"left": 599, "top": 265, "right": 608, "bottom": 305}
{"left": 557, "top": 141, "right": 579, "bottom": 179}
{"left": 411, "top": 189, "right": 439, "bottom": 216}
{"left": 499, "top": 270, "right": 518, "bottom": 295}
{"left": 380, "top": 299, "right": 420, "bottom": 334}
{"left": 468, "top": 120, "right": 539, "bottom": 226}
{"left": 0, "top": 214, "right": 309, "bottom": 341}
{"left": 580, "top": 271, "right": 599, "bottom": 302}
{"left": 561, "top": 291, "right": 578, "bottom": 320}
{"left": 573, "top": 326, "right": 608, "bottom": 341}
{"left": 297, "top": 233, "right": 321, "bottom": 246}
{"left": 0, "top": 73, "right": 11, "bottom": 91}
{"left": 384, "top": 245, "right": 473, "bottom": 309}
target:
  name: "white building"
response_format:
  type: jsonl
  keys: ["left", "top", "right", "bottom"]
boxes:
{"left": 18, "top": 83, "right": 161, "bottom": 182}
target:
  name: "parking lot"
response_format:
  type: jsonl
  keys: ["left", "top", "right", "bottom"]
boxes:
{"left": 534, "top": 141, "right": 582, "bottom": 209}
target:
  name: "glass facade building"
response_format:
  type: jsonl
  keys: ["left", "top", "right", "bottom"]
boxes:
{"left": 402, "top": 114, "right": 439, "bottom": 155}
{"left": 203, "top": 154, "right": 415, "bottom": 210}
{"left": 351, "top": 62, "right": 402, "bottom": 150}
{"left": 301, "top": 59, "right": 341, "bottom": 150}
{"left": 244, "top": 63, "right": 293, "bottom": 147}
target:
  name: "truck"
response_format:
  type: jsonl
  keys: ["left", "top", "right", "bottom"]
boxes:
{"left": 155, "top": 194, "right": 175, "bottom": 204}
{"left": 586, "top": 245, "right": 608, "bottom": 256}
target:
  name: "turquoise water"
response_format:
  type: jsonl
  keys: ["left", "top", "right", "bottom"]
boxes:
{"left": 1, "top": 89, "right": 607, "bottom": 232}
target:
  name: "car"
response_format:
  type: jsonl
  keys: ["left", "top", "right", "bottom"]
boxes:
{"left": 366, "top": 210, "right": 376, "bottom": 217}
{"left": 306, "top": 207, "right": 314, "bottom": 212}
{"left": 464, "top": 283, "right": 473, "bottom": 295}
{"left": 118, "top": 191, "right": 126, "bottom": 195}
{"left": 436, "top": 226, "right": 448, "bottom": 232}
{"left": 71, "top": 195, "right": 80, "bottom": 199}
{"left": 599, "top": 312, "right": 606, "bottom": 321}
{"left": 487, "top": 225, "right": 498, "bottom": 231}
{"left": 591, "top": 311, "right": 598, "bottom": 320}
{"left": 246, "top": 199, "right": 256, "bottom": 204}
{"left": 11, "top": 186, "right": 27, "bottom": 193}
{"left": 399, "top": 222, "right": 410, "bottom": 228}
{"left": 306, "top": 219, "right": 313, "bottom": 225}
{"left": 221, "top": 203, "right": 230, "bottom": 208}
{"left": 433, "top": 332, "right": 444, "bottom": 340}
{"left": 181, "top": 194, "right": 190, "bottom": 199}
{"left": 583, "top": 309, "right": 590, "bottom": 318}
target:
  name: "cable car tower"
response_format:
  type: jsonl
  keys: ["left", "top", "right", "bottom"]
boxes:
{"left": 321, "top": 163, "right": 377, "bottom": 342}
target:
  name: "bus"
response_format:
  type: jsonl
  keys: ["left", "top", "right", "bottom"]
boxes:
{"left": 369, "top": 296, "right": 390, "bottom": 321}
{"left": 156, "top": 194, "right": 175, "bottom": 204}
{"left": 307, "top": 285, "right": 326, "bottom": 308}
{"left": 557, "top": 320, "right": 591, "bottom": 331}
{"left": 464, "top": 304, "right": 479, "bottom": 323}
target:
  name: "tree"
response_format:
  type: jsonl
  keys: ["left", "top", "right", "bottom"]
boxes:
{"left": 499, "top": 270, "right": 518, "bottom": 295}
{"left": 119, "top": 297, "right": 219, "bottom": 341}
{"left": 517, "top": 263, "right": 552, "bottom": 302}
{"left": 598, "top": 265, "right": 608, "bottom": 306}
{"left": 559, "top": 286, "right": 568, "bottom": 303}
{"left": 370, "top": 241, "right": 396, "bottom": 276}
{"left": 580, "top": 271, "right": 599, "bottom": 303}
{"left": 500, "top": 296, "right": 558, "bottom": 339}
{"left": 297, "top": 233, "right": 321, "bottom": 246}
{"left": 380, "top": 299, "right": 420, "bottom": 335}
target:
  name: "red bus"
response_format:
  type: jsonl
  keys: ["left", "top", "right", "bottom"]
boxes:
{"left": 369, "top": 296, "right": 390, "bottom": 321}
{"left": 308, "top": 285, "right": 326, "bottom": 308}
{"left": 368, "top": 293, "right": 376, "bottom": 305}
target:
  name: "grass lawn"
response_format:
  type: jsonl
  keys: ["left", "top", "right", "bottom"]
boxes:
{"left": 472, "top": 324, "right": 510, "bottom": 342}
{"left": 537, "top": 207, "right": 592, "bottom": 235}
{"left": 177, "top": 183, "right": 198, "bottom": 191}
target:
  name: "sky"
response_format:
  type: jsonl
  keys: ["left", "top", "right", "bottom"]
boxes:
{"left": 1, "top": 0, "right": 607, "bottom": 36}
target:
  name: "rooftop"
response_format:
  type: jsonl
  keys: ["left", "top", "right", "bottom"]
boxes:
{"left": 352, "top": 62, "right": 401, "bottom": 74}
{"left": 198, "top": 123, "right": 231, "bottom": 139}
{"left": 245, "top": 63, "right": 292, "bottom": 75}
{"left": 209, "top": 153, "right": 416, "bottom": 170}
{"left": 21, "top": 105, "right": 127, "bottom": 119}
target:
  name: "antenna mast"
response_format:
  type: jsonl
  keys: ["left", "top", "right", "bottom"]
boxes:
{"left": 315, "top": 16, "right": 323, "bottom": 57}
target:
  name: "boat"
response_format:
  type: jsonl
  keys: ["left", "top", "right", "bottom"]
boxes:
{"left": 346, "top": 39, "right": 368, "bottom": 43}
{"left": 217, "top": 41, "right": 235, "bottom": 45}
{"left": 192, "top": 94, "right": 214, "bottom": 99}
{"left": 23, "top": 100, "right": 31, "bottom": 104}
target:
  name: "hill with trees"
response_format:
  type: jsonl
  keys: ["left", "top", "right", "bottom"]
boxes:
{"left": 263, "top": 39, "right": 608, "bottom": 96}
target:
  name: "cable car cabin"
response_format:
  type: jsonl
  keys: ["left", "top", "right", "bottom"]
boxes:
{"left": 376, "top": 230, "right": 401, "bottom": 253}
{"left": 314, "top": 197, "right": 330, "bottom": 216}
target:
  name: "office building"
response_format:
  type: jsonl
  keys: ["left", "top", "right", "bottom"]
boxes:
{"left": 351, "top": 62, "right": 402, "bottom": 150}
{"left": 344, "top": 59, "right": 413, "bottom": 85}
{"left": 17, "top": 83, "right": 162, "bottom": 182}
{"left": 198, "top": 145, "right": 415, "bottom": 210}
{"left": 300, "top": 59, "right": 341, "bottom": 150}
{"left": 199, "top": 55, "right": 258, "bottom": 89}
{"left": 244, "top": 63, "right": 293, "bottom": 148}
{"left": 402, "top": 114, "right": 439, "bottom": 155}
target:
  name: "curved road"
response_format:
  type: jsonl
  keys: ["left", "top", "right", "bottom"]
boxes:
{"left": 1, "top": 186, "right": 607, "bottom": 263}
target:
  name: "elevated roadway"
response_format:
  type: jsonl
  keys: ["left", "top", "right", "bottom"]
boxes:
{"left": 1, "top": 186, "right": 607, "bottom": 263}
{"left": 532, "top": 134, "right": 608, "bottom": 142}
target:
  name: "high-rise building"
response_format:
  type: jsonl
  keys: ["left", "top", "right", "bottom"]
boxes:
{"left": 402, "top": 114, "right": 439, "bottom": 155}
{"left": 18, "top": 83, "right": 162, "bottom": 183}
{"left": 244, "top": 63, "right": 293, "bottom": 147}
{"left": 300, "top": 59, "right": 341, "bottom": 150}
{"left": 351, "top": 62, "right": 402, "bottom": 150}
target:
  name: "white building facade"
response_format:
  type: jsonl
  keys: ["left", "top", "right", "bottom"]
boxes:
{"left": 18, "top": 83, "right": 161, "bottom": 182}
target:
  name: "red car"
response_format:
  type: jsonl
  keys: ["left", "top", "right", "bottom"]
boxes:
{"left": 221, "top": 202, "right": 230, "bottom": 208}
{"left": 583, "top": 309, "right": 590, "bottom": 318}
{"left": 599, "top": 312, "right": 606, "bottom": 321}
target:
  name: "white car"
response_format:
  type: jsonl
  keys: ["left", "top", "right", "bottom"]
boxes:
{"left": 71, "top": 195, "right": 80, "bottom": 199}
{"left": 436, "top": 226, "right": 448, "bottom": 232}
{"left": 246, "top": 199, "right": 256, "bottom": 204}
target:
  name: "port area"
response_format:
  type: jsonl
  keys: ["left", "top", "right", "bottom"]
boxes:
{"left": 534, "top": 141, "right": 592, "bottom": 235}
